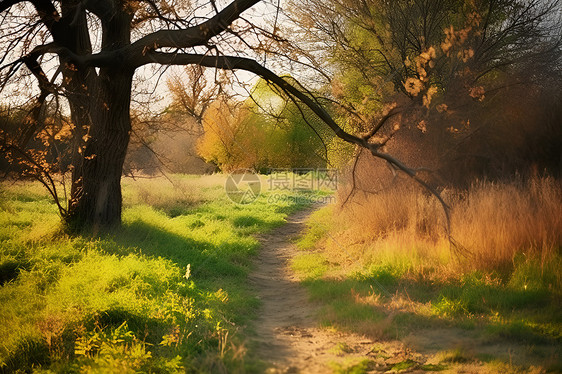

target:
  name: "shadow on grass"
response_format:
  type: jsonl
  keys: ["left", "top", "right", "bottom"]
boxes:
{"left": 0, "top": 259, "right": 29, "bottom": 286}
{"left": 301, "top": 271, "right": 561, "bottom": 369}
{"left": 0, "top": 182, "right": 325, "bottom": 372}
{"left": 105, "top": 218, "right": 262, "bottom": 329}
{"left": 111, "top": 219, "right": 254, "bottom": 280}
{"left": 0, "top": 216, "right": 263, "bottom": 373}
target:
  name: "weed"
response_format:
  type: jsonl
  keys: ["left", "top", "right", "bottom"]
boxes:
{"left": 332, "top": 342, "right": 354, "bottom": 355}
{"left": 420, "top": 363, "right": 447, "bottom": 371}
{"left": 391, "top": 358, "right": 418, "bottom": 371}
{"left": 330, "top": 358, "right": 372, "bottom": 374}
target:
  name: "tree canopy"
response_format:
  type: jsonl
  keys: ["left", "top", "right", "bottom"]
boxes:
{"left": 285, "top": 0, "right": 562, "bottom": 184}
{"left": 195, "top": 76, "right": 342, "bottom": 172}
{"left": 0, "top": 0, "right": 560, "bottom": 230}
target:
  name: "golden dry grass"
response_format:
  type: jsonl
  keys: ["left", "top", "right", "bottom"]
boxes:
{"left": 330, "top": 176, "right": 562, "bottom": 274}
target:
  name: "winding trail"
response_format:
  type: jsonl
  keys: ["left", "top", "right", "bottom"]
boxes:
{"left": 249, "top": 205, "right": 375, "bottom": 373}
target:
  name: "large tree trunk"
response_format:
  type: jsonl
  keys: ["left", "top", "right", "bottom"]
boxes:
{"left": 65, "top": 69, "right": 133, "bottom": 232}
{"left": 62, "top": 8, "right": 134, "bottom": 232}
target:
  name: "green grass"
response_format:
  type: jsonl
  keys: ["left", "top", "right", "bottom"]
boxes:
{"left": 293, "top": 204, "right": 562, "bottom": 372}
{"left": 391, "top": 358, "right": 418, "bottom": 371}
{"left": 296, "top": 206, "right": 333, "bottom": 250}
{"left": 292, "top": 253, "right": 328, "bottom": 279}
{"left": 329, "top": 358, "right": 372, "bottom": 374}
{"left": 0, "top": 175, "right": 316, "bottom": 373}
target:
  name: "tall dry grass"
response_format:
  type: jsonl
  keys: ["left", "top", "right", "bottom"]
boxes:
{"left": 333, "top": 176, "right": 561, "bottom": 272}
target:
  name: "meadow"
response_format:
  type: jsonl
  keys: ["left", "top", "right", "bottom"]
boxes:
{"left": 0, "top": 174, "right": 316, "bottom": 373}
{"left": 294, "top": 176, "right": 562, "bottom": 372}
{"left": 1, "top": 173, "right": 560, "bottom": 373}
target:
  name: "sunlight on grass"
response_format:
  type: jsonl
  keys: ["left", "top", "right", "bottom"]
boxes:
{"left": 292, "top": 253, "right": 328, "bottom": 279}
{"left": 293, "top": 177, "right": 562, "bottom": 372}
{"left": 329, "top": 357, "right": 372, "bottom": 374}
{"left": 0, "top": 174, "right": 316, "bottom": 372}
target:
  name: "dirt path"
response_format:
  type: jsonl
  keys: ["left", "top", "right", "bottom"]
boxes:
{"left": 249, "top": 205, "right": 376, "bottom": 373}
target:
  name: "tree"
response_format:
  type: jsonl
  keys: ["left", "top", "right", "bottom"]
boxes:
{"left": 1, "top": 101, "right": 73, "bottom": 215}
{"left": 2, "top": 0, "right": 558, "bottom": 231}
{"left": 0, "top": 0, "right": 297, "bottom": 230}
{"left": 288, "top": 0, "right": 561, "bottom": 108}
{"left": 0, "top": 0, "right": 421, "bottom": 231}
{"left": 167, "top": 65, "right": 224, "bottom": 131}
{"left": 121, "top": 66, "right": 222, "bottom": 175}
{"left": 197, "top": 77, "right": 337, "bottom": 171}
{"left": 285, "top": 0, "right": 562, "bottom": 184}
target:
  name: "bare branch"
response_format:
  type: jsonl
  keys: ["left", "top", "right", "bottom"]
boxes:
{"left": 129, "top": 0, "right": 260, "bottom": 57}
{"left": 361, "top": 106, "right": 400, "bottom": 141}
{"left": 0, "top": 0, "right": 26, "bottom": 12}
{"left": 0, "top": 142, "right": 67, "bottom": 217}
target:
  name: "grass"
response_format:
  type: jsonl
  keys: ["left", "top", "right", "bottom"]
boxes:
{"left": 0, "top": 174, "right": 317, "bottom": 373}
{"left": 329, "top": 358, "right": 372, "bottom": 373}
{"left": 293, "top": 176, "right": 562, "bottom": 372}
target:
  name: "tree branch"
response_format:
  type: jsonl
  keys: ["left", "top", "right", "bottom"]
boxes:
{"left": 17, "top": 55, "right": 56, "bottom": 147}
{"left": 7, "top": 0, "right": 262, "bottom": 69}
{"left": 0, "top": 0, "right": 26, "bottom": 12}
{"left": 361, "top": 106, "right": 400, "bottom": 141}
{"left": 146, "top": 51, "right": 452, "bottom": 233}
{"left": 129, "top": 0, "right": 260, "bottom": 57}
{"left": 23, "top": 42, "right": 121, "bottom": 68}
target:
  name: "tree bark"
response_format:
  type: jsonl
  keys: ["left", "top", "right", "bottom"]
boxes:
{"left": 65, "top": 68, "right": 133, "bottom": 232}
{"left": 62, "top": 7, "right": 134, "bottom": 232}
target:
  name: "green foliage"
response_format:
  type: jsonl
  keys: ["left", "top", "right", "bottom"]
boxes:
{"left": 509, "top": 254, "right": 562, "bottom": 293}
{"left": 72, "top": 322, "right": 162, "bottom": 373}
{"left": 197, "top": 77, "right": 349, "bottom": 171}
{"left": 294, "top": 0, "right": 562, "bottom": 183}
{"left": 391, "top": 359, "right": 418, "bottom": 371}
{"left": 0, "top": 176, "right": 315, "bottom": 372}
{"left": 431, "top": 271, "right": 551, "bottom": 317}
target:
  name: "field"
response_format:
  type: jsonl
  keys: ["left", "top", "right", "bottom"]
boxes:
{"left": 293, "top": 177, "right": 562, "bottom": 372}
{"left": 1, "top": 174, "right": 560, "bottom": 373}
{"left": 0, "top": 174, "right": 319, "bottom": 373}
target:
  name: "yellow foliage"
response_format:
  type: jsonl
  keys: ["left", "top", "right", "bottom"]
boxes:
{"left": 423, "top": 86, "right": 438, "bottom": 108}
{"left": 416, "top": 120, "right": 427, "bottom": 133}
{"left": 403, "top": 77, "right": 424, "bottom": 96}
{"left": 436, "top": 104, "right": 448, "bottom": 113}
{"left": 196, "top": 99, "right": 249, "bottom": 171}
